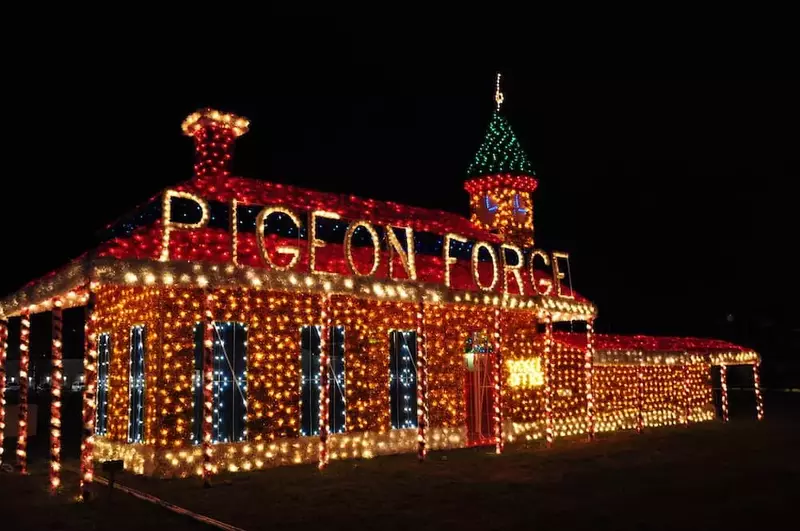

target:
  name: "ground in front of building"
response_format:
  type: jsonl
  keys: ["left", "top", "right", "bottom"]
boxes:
{"left": 2, "top": 393, "right": 798, "bottom": 531}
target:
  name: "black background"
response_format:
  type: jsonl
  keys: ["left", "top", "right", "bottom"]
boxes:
{"left": 2, "top": 32, "right": 798, "bottom": 384}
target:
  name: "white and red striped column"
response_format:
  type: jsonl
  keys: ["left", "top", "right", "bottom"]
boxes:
{"left": 318, "top": 294, "right": 331, "bottom": 470}
{"left": 636, "top": 354, "right": 645, "bottom": 433}
{"left": 584, "top": 320, "right": 596, "bottom": 441}
{"left": 543, "top": 313, "right": 554, "bottom": 448}
{"left": 492, "top": 307, "right": 504, "bottom": 455}
{"left": 202, "top": 291, "right": 215, "bottom": 487}
{"left": 17, "top": 311, "right": 31, "bottom": 474}
{"left": 80, "top": 294, "right": 98, "bottom": 500}
{"left": 753, "top": 363, "right": 764, "bottom": 421}
{"left": 682, "top": 359, "right": 691, "bottom": 427}
{"left": 0, "top": 321, "right": 7, "bottom": 467}
{"left": 50, "top": 304, "right": 64, "bottom": 493}
{"left": 416, "top": 302, "right": 429, "bottom": 461}
{"left": 720, "top": 365, "right": 729, "bottom": 423}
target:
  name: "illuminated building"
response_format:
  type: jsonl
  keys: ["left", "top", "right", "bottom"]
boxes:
{"left": 0, "top": 88, "right": 762, "bottom": 486}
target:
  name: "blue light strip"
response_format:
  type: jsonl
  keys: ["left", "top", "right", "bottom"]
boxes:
{"left": 211, "top": 322, "right": 248, "bottom": 443}
{"left": 95, "top": 333, "right": 111, "bottom": 436}
{"left": 390, "top": 331, "right": 418, "bottom": 430}
{"left": 127, "top": 326, "right": 145, "bottom": 444}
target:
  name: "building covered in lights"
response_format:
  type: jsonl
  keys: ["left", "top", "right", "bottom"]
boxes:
{"left": 0, "top": 86, "right": 763, "bottom": 483}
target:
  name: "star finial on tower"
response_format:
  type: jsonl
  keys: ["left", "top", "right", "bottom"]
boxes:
{"left": 495, "top": 72, "right": 504, "bottom": 111}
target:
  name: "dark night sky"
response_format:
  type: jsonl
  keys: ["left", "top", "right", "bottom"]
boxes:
{"left": 3, "top": 42, "right": 799, "bottom": 371}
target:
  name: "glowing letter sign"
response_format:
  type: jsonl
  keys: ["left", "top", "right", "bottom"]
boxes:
{"left": 506, "top": 358, "right": 544, "bottom": 388}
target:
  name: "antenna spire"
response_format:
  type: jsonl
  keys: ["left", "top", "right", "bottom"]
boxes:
{"left": 495, "top": 72, "right": 504, "bottom": 111}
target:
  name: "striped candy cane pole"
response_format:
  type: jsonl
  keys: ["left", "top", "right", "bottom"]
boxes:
{"left": 202, "top": 291, "right": 215, "bottom": 487}
{"left": 50, "top": 304, "right": 64, "bottom": 493}
{"left": 0, "top": 321, "right": 7, "bottom": 467}
{"left": 636, "top": 352, "right": 645, "bottom": 433}
{"left": 543, "top": 312, "right": 554, "bottom": 448}
{"left": 682, "top": 358, "right": 691, "bottom": 427}
{"left": 416, "top": 303, "right": 429, "bottom": 461}
{"left": 753, "top": 363, "right": 764, "bottom": 421}
{"left": 229, "top": 198, "right": 239, "bottom": 267}
{"left": 585, "top": 319, "right": 596, "bottom": 441}
{"left": 720, "top": 365, "right": 729, "bottom": 423}
{"left": 80, "top": 293, "right": 98, "bottom": 500}
{"left": 492, "top": 307, "right": 504, "bottom": 454}
{"left": 318, "top": 294, "right": 331, "bottom": 470}
{"left": 18, "top": 311, "right": 31, "bottom": 474}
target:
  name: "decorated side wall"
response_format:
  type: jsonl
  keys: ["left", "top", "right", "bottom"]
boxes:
{"left": 594, "top": 365, "right": 640, "bottom": 432}
{"left": 592, "top": 363, "right": 715, "bottom": 433}
{"left": 95, "top": 286, "right": 164, "bottom": 445}
{"left": 92, "top": 285, "right": 717, "bottom": 477}
{"left": 502, "top": 321, "right": 589, "bottom": 443}
{"left": 95, "top": 287, "right": 515, "bottom": 475}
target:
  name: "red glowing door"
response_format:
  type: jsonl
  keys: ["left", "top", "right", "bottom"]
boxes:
{"left": 465, "top": 351, "right": 495, "bottom": 446}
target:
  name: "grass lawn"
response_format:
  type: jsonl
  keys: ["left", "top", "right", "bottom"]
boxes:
{"left": 3, "top": 402, "right": 798, "bottom": 530}
{"left": 0, "top": 469, "right": 205, "bottom": 530}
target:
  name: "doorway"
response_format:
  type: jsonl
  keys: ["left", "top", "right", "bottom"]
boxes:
{"left": 464, "top": 332, "right": 495, "bottom": 446}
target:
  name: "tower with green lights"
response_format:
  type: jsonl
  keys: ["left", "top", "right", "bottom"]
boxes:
{"left": 465, "top": 74, "right": 538, "bottom": 248}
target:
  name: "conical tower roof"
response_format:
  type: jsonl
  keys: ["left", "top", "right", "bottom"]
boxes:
{"left": 465, "top": 74, "right": 538, "bottom": 195}
{"left": 466, "top": 109, "right": 535, "bottom": 179}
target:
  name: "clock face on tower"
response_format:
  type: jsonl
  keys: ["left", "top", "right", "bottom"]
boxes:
{"left": 476, "top": 194, "right": 499, "bottom": 225}
{"left": 469, "top": 187, "right": 535, "bottom": 246}
{"left": 512, "top": 193, "right": 530, "bottom": 224}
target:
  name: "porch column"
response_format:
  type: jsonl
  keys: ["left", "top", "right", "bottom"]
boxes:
{"left": 720, "top": 365, "right": 729, "bottom": 423}
{"left": 318, "top": 293, "right": 332, "bottom": 470}
{"left": 202, "top": 291, "right": 215, "bottom": 487}
{"left": 492, "top": 307, "right": 504, "bottom": 455}
{"left": 0, "top": 320, "right": 7, "bottom": 466}
{"left": 17, "top": 311, "right": 31, "bottom": 474}
{"left": 543, "top": 312, "right": 554, "bottom": 448}
{"left": 584, "top": 319, "right": 596, "bottom": 441}
{"left": 50, "top": 304, "right": 64, "bottom": 493}
{"left": 636, "top": 352, "right": 644, "bottom": 433}
{"left": 681, "top": 356, "right": 690, "bottom": 427}
{"left": 753, "top": 363, "right": 764, "bottom": 420}
{"left": 80, "top": 293, "right": 98, "bottom": 501}
{"left": 416, "top": 302, "right": 429, "bottom": 461}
